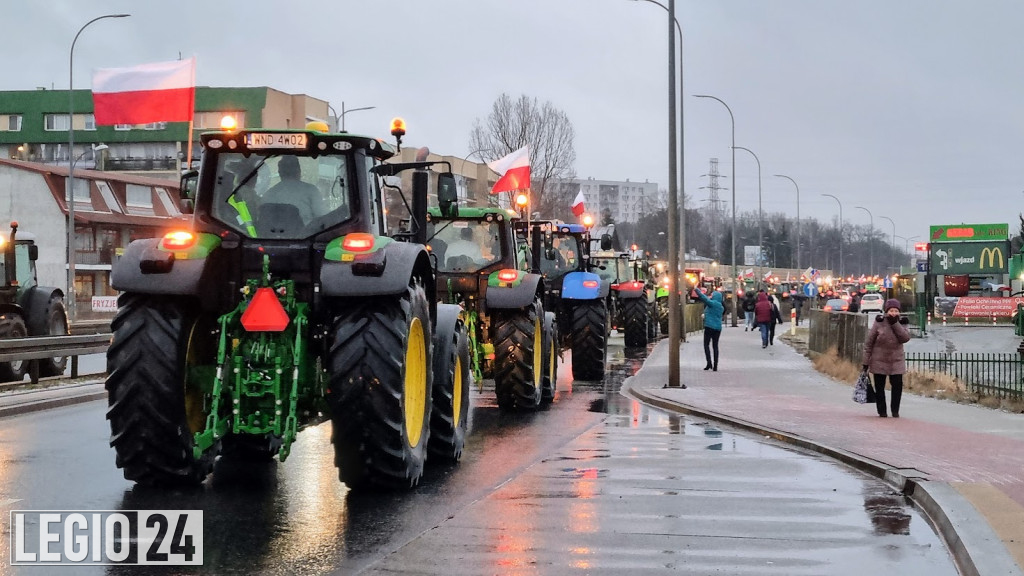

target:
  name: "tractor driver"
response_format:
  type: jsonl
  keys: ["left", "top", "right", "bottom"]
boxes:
{"left": 261, "top": 156, "right": 325, "bottom": 224}
{"left": 446, "top": 226, "right": 484, "bottom": 266}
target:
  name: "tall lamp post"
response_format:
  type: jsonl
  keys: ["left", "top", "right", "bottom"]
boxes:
{"left": 340, "top": 102, "right": 375, "bottom": 132}
{"left": 734, "top": 146, "right": 761, "bottom": 285}
{"left": 821, "top": 193, "right": 843, "bottom": 278}
{"left": 879, "top": 215, "right": 896, "bottom": 273}
{"left": 774, "top": 174, "right": 800, "bottom": 270}
{"left": 68, "top": 13, "right": 130, "bottom": 322}
{"left": 855, "top": 206, "right": 874, "bottom": 275}
{"left": 694, "top": 94, "right": 737, "bottom": 326}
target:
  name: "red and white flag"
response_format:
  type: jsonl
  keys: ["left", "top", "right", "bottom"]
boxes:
{"left": 571, "top": 190, "right": 586, "bottom": 217}
{"left": 487, "top": 146, "right": 531, "bottom": 194}
{"left": 92, "top": 58, "right": 196, "bottom": 125}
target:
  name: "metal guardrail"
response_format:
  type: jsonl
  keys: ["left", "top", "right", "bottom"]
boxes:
{"left": 906, "top": 352, "right": 1024, "bottom": 400}
{"left": 0, "top": 334, "right": 111, "bottom": 383}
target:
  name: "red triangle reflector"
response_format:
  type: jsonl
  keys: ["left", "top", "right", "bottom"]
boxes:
{"left": 240, "top": 287, "right": 290, "bottom": 332}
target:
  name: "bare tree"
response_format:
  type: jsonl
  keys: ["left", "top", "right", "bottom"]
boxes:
{"left": 469, "top": 93, "right": 576, "bottom": 216}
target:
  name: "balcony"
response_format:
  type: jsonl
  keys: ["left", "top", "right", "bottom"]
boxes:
{"left": 104, "top": 157, "right": 178, "bottom": 172}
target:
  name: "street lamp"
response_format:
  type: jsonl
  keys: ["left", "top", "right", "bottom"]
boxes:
{"left": 774, "top": 174, "right": 800, "bottom": 270}
{"left": 821, "top": 193, "right": 843, "bottom": 277}
{"left": 632, "top": 0, "right": 683, "bottom": 385}
{"left": 68, "top": 13, "right": 130, "bottom": 322}
{"left": 694, "top": 94, "right": 737, "bottom": 327}
{"left": 734, "top": 146, "right": 761, "bottom": 284}
{"left": 340, "top": 102, "right": 375, "bottom": 132}
{"left": 879, "top": 215, "right": 896, "bottom": 273}
{"left": 855, "top": 206, "right": 873, "bottom": 275}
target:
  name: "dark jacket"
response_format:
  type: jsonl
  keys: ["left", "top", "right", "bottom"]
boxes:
{"left": 754, "top": 292, "right": 773, "bottom": 324}
{"left": 742, "top": 293, "right": 757, "bottom": 313}
{"left": 862, "top": 315, "right": 912, "bottom": 375}
{"left": 770, "top": 300, "right": 783, "bottom": 324}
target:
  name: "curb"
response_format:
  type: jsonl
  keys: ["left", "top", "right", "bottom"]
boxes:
{"left": 0, "top": 382, "right": 106, "bottom": 419}
{"left": 622, "top": 378, "right": 1023, "bottom": 576}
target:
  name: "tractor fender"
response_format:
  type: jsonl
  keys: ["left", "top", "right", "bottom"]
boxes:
{"left": 110, "top": 238, "right": 210, "bottom": 296}
{"left": 561, "top": 271, "right": 609, "bottom": 300}
{"left": 433, "top": 303, "right": 462, "bottom": 340}
{"left": 321, "top": 242, "right": 435, "bottom": 302}
{"left": 18, "top": 286, "right": 66, "bottom": 336}
{"left": 486, "top": 273, "right": 543, "bottom": 310}
{"left": 0, "top": 303, "right": 24, "bottom": 319}
{"left": 614, "top": 286, "right": 646, "bottom": 300}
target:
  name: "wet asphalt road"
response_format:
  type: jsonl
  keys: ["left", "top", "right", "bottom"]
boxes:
{"left": 0, "top": 335, "right": 956, "bottom": 575}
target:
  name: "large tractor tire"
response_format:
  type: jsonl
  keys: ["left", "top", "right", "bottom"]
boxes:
{"left": 105, "top": 294, "right": 219, "bottom": 486}
{"left": 0, "top": 313, "right": 28, "bottom": 382}
{"left": 36, "top": 296, "right": 69, "bottom": 377}
{"left": 657, "top": 297, "right": 670, "bottom": 335}
{"left": 328, "top": 278, "right": 433, "bottom": 490}
{"left": 647, "top": 301, "right": 659, "bottom": 340}
{"left": 622, "top": 297, "right": 649, "bottom": 348}
{"left": 429, "top": 306, "right": 470, "bottom": 462}
{"left": 570, "top": 300, "right": 607, "bottom": 381}
{"left": 540, "top": 311, "right": 558, "bottom": 405}
{"left": 492, "top": 299, "right": 543, "bottom": 411}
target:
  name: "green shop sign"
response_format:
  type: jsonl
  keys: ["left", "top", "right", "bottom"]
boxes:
{"left": 929, "top": 223, "right": 1008, "bottom": 242}
{"left": 929, "top": 240, "right": 1009, "bottom": 274}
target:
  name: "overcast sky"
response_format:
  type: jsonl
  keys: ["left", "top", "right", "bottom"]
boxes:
{"left": 7, "top": 0, "right": 1024, "bottom": 247}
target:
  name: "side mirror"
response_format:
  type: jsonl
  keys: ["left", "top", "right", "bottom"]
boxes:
{"left": 600, "top": 233, "right": 612, "bottom": 251}
{"left": 437, "top": 172, "right": 458, "bottom": 217}
{"left": 179, "top": 170, "right": 198, "bottom": 201}
{"left": 28, "top": 244, "right": 38, "bottom": 261}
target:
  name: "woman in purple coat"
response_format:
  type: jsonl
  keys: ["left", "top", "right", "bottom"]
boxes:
{"left": 862, "top": 299, "right": 911, "bottom": 417}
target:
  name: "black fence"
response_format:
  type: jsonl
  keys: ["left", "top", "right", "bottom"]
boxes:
{"left": 905, "top": 352, "right": 1024, "bottom": 400}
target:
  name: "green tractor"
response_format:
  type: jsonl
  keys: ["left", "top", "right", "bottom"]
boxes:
{"left": 592, "top": 249, "right": 658, "bottom": 348}
{"left": 106, "top": 121, "right": 469, "bottom": 490}
{"left": 523, "top": 221, "right": 610, "bottom": 381}
{"left": 426, "top": 206, "right": 556, "bottom": 409}
{"left": 0, "top": 222, "right": 70, "bottom": 382}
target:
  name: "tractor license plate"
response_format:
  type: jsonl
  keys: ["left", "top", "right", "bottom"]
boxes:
{"left": 245, "top": 133, "right": 308, "bottom": 149}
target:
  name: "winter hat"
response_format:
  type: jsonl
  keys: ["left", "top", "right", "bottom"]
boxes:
{"left": 884, "top": 299, "right": 901, "bottom": 312}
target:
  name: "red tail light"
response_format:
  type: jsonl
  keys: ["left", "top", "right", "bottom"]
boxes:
{"left": 497, "top": 269, "right": 519, "bottom": 282}
{"left": 161, "top": 230, "right": 196, "bottom": 250}
{"left": 342, "top": 233, "right": 375, "bottom": 252}
{"left": 240, "top": 287, "right": 290, "bottom": 331}
{"left": 824, "top": 306, "right": 833, "bottom": 311}
{"left": 583, "top": 280, "right": 599, "bottom": 288}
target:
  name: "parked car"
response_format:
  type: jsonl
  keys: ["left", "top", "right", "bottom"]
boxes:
{"left": 823, "top": 298, "right": 849, "bottom": 312}
{"left": 859, "top": 293, "right": 884, "bottom": 314}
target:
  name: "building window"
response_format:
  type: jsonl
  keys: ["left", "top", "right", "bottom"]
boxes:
{"left": 126, "top": 184, "right": 154, "bottom": 214}
{"left": 142, "top": 122, "right": 167, "bottom": 130}
{"left": 84, "top": 114, "right": 96, "bottom": 131}
{"left": 114, "top": 124, "right": 131, "bottom": 131}
{"left": 5, "top": 115, "right": 22, "bottom": 131}
{"left": 44, "top": 114, "right": 70, "bottom": 131}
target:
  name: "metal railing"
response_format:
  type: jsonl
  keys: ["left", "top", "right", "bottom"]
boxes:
{"left": 905, "top": 352, "right": 1024, "bottom": 400}
{"left": 0, "top": 334, "right": 111, "bottom": 384}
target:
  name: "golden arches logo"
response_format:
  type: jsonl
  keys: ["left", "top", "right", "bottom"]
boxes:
{"left": 980, "top": 247, "right": 1004, "bottom": 269}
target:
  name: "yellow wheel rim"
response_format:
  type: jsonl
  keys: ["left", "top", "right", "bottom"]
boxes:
{"left": 404, "top": 317, "right": 427, "bottom": 448}
{"left": 453, "top": 354, "right": 463, "bottom": 428}
{"left": 532, "top": 316, "right": 542, "bottom": 389}
{"left": 549, "top": 338, "right": 556, "bottom": 383}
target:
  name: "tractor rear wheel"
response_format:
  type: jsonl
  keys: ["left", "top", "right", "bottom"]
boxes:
{"left": 541, "top": 311, "right": 558, "bottom": 405}
{"left": 492, "top": 299, "right": 543, "bottom": 411}
{"left": 0, "top": 314, "right": 28, "bottom": 382}
{"left": 429, "top": 308, "right": 470, "bottom": 462}
{"left": 570, "top": 301, "right": 607, "bottom": 381}
{"left": 105, "top": 294, "right": 218, "bottom": 486}
{"left": 37, "top": 296, "right": 69, "bottom": 377}
{"left": 623, "top": 297, "right": 649, "bottom": 348}
{"left": 328, "top": 278, "right": 433, "bottom": 490}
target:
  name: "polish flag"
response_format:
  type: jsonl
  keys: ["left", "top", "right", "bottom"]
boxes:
{"left": 571, "top": 190, "right": 586, "bottom": 217}
{"left": 488, "top": 146, "right": 531, "bottom": 194}
{"left": 92, "top": 58, "right": 196, "bottom": 125}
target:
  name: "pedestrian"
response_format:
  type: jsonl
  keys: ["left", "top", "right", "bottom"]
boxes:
{"left": 742, "top": 291, "right": 757, "bottom": 332}
{"left": 754, "top": 290, "right": 773, "bottom": 348}
{"left": 692, "top": 287, "right": 725, "bottom": 371}
{"left": 768, "top": 295, "right": 783, "bottom": 345}
{"left": 793, "top": 293, "right": 804, "bottom": 326}
{"left": 848, "top": 293, "right": 861, "bottom": 313}
{"left": 862, "top": 299, "right": 911, "bottom": 418}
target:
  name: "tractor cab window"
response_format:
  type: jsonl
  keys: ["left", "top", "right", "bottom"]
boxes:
{"left": 541, "top": 235, "right": 579, "bottom": 278}
{"left": 13, "top": 243, "right": 35, "bottom": 291}
{"left": 211, "top": 152, "right": 352, "bottom": 239}
{"left": 429, "top": 219, "right": 502, "bottom": 273}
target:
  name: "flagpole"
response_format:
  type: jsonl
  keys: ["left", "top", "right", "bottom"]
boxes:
{"left": 186, "top": 120, "right": 194, "bottom": 170}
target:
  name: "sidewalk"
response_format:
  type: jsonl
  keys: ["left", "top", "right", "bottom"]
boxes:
{"left": 624, "top": 323, "right": 1024, "bottom": 576}
{"left": 0, "top": 378, "right": 105, "bottom": 417}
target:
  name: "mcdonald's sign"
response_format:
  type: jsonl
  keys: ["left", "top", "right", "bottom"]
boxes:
{"left": 929, "top": 240, "right": 1009, "bottom": 274}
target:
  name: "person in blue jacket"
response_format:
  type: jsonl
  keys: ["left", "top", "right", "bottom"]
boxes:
{"left": 693, "top": 287, "right": 725, "bottom": 371}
